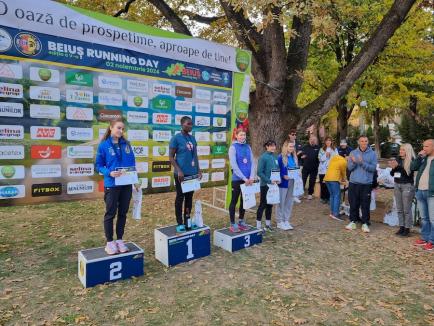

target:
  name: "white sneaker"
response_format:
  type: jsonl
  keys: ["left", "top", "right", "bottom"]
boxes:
{"left": 277, "top": 222, "right": 286, "bottom": 230}
{"left": 345, "top": 222, "right": 357, "bottom": 231}
{"left": 294, "top": 197, "right": 301, "bottom": 204}
{"left": 116, "top": 240, "right": 129, "bottom": 253}
{"left": 105, "top": 241, "right": 119, "bottom": 255}
{"left": 285, "top": 222, "right": 294, "bottom": 230}
{"left": 362, "top": 224, "right": 370, "bottom": 233}
{"left": 307, "top": 195, "right": 313, "bottom": 200}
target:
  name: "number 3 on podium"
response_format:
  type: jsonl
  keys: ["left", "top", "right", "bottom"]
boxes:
{"left": 110, "top": 261, "right": 122, "bottom": 280}
{"left": 244, "top": 235, "right": 250, "bottom": 247}
{"left": 186, "top": 239, "right": 194, "bottom": 259}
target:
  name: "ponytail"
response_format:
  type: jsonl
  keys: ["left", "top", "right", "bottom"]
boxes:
{"left": 102, "top": 118, "right": 124, "bottom": 141}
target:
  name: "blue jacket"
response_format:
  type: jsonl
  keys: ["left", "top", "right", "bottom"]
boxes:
{"left": 278, "top": 154, "right": 297, "bottom": 188}
{"left": 347, "top": 146, "right": 377, "bottom": 185}
{"left": 95, "top": 136, "right": 136, "bottom": 187}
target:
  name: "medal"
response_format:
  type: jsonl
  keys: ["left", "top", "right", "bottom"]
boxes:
{"left": 125, "top": 146, "right": 131, "bottom": 154}
{"left": 192, "top": 161, "right": 195, "bottom": 167}
{"left": 243, "top": 158, "right": 248, "bottom": 164}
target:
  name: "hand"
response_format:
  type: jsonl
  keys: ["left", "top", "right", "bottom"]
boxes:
{"left": 177, "top": 171, "right": 185, "bottom": 182}
{"left": 297, "top": 151, "right": 303, "bottom": 156}
{"left": 110, "top": 171, "right": 122, "bottom": 178}
{"left": 134, "top": 183, "right": 141, "bottom": 191}
{"left": 348, "top": 155, "right": 356, "bottom": 163}
{"left": 283, "top": 176, "right": 289, "bottom": 180}
{"left": 245, "top": 179, "right": 253, "bottom": 186}
{"left": 357, "top": 155, "right": 363, "bottom": 163}
{"left": 388, "top": 159, "right": 398, "bottom": 169}
{"left": 326, "top": 152, "right": 331, "bottom": 158}
{"left": 419, "top": 149, "right": 427, "bottom": 157}
{"left": 198, "top": 171, "right": 202, "bottom": 180}
{"left": 301, "top": 155, "right": 307, "bottom": 159}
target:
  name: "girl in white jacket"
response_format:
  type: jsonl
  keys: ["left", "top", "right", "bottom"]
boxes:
{"left": 318, "top": 136, "right": 338, "bottom": 203}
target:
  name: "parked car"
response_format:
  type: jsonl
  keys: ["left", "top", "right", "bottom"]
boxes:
{"left": 370, "top": 142, "right": 399, "bottom": 158}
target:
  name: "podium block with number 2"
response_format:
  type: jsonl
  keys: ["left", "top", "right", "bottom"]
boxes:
{"left": 154, "top": 225, "right": 211, "bottom": 267}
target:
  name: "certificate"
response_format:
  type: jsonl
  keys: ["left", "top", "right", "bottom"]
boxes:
{"left": 240, "top": 182, "right": 260, "bottom": 195}
{"left": 287, "top": 168, "right": 300, "bottom": 179}
{"left": 270, "top": 169, "right": 280, "bottom": 182}
{"left": 115, "top": 167, "right": 139, "bottom": 186}
{"left": 181, "top": 175, "right": 201, "bottom": 193}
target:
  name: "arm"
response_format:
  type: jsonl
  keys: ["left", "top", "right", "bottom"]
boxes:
{"left": 410, "top": 156, "right": 423, "bottom": 171}
{"left": 361, "top": 153, "right": 377, "bottom": 173}
{"left": 340, "top": 161, "right": 347, "bottom": 182}
{"left": 278, "top": 156, "right": 288, "bottom": 180}
{"left": 318, "top": 149, "right": 327, "bottom": 162}
{"left": 257, "top": 156, "right": 270, "bottom": 184}
{"left": 95, "top": 144, "right": 110, "bottom": 177}
{"left": 249, "top": 147, "right": 256, "bottom": 179}
{"left": 229, "top": 145, "right": 248, "bottom": 181}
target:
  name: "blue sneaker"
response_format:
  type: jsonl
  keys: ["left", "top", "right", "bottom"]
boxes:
{"left": 176, "top": 224, "right": 186, "bottom": 233}
{"left": 229, "top": 223, "right": 240, "bottom": 233}
{"left": 238, "top": 220, "right": 249, "bottom": 231}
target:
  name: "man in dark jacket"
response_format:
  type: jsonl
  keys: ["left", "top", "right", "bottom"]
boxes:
{"left": 338, "top": 139, "right": 353, "bottom": 158}
{"left": 300, "top": 136, "right": 320, "bottom": 200}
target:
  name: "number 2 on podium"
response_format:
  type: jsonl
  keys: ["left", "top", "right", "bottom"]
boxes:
{"left": 109, "top": 261, "right": 122, "bottom": 280}
{"left": 186, "top": 239, "right": 194, "bottom": 259}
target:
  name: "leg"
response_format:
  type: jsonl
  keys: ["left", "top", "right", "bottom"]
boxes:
{"left": 360, "top": 184, "right": 372, "bottom": 225}
{"left": 256, "top": 186, "right": 268, "bottom": 221}
{"left": 348, "top": 183, "right": 361, "bottom": 223}
{"left": 394, "top": 184, "right": 405, "bottom": 227}
{"left": 416, "top": 190, "right": 430, "bottom": 241}
{"left": 276, "top": 187, "right": 287, "bottom": 224}
{"left": 319, "top": 174, "right": 328, "bottom": 200}
{"left": 183, "top": 190, "right": 194, "bottom": 225}
{"left": 238, "top": 183, "right": 246, "bottom": 220}
{"left": 228, "top": 180, "right": 242, "bottom": 224}
{"left": 308, "top": 169, "right": 318, "bottom": 196}
{"left": 103, "top": 187, "right": 121, "bottom": 242}
{"left": 428, "top": 197, "right": 434, "bottom": 244}
{"left": 326, "top": 182, "right": 334, "bottom": 214}
{"left": 174, "top": 176, "right": 185, "bottom": 225}
{"left": 401, "top": 184, "right": 415, "bottom": 229}
{"left": 285, "top": 180, "right": 295, "bottom": 223}
{"left": 116, "top": 185, "right": 133, "bottom": 239}
{"left": 302, "top": 168, "right": 309, "bottom": 191}
{"left": 265, "top": 203, "right": 273, "bottom": 222}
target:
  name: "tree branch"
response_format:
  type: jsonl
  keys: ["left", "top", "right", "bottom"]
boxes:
{"left": 146, "top": 0, "right": 192, "bottom": 36}
{"left": 114, "top": 0, "right": 138, "bottom": 17}
{"left": 299, "top": 0, "right": 417, "bottom": 129}
{"left": 179, "top": 10, "right": 225, "bottom": 24}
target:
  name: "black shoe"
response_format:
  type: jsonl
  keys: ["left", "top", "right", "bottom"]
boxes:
{"left": 395, "top": 226, "right": 405, "bottom": 236}
{"left": 401, "top": 228, "right": 410, "bottom": 237}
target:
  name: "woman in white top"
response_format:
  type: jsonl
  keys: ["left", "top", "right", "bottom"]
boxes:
{"left": 318, "top": 136, "right": 338, "bottom": 203}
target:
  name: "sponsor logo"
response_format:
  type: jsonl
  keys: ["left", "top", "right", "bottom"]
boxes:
{"left": 153, "top": 146, "right": 169, "bottom": 157}
{"left": 30, "top": 67, "right": 59, "bottom": 83}
{"left": 175, "top": 86, "right": 193, "bottom": 98}
{"left": 66, "top": 107, "right": 93, "bottom": 121}
{"left": 195, "top": 89, "right": 211, "bottom": 101}
{"left": 66, "top": 127, "right": 93, "bottom": 141}
{"left": 152, "top": 161, "right": 171, "bottom": 172}
{"left": 127, "top": 95, "right": 148, "bottom": 108}
{"left": 30, "top": 126, "right": 61, "bottom": 140}
{"left": 67, "top": 146, "right": 94, "bottom": 159}
{"left": 202, "top": 71, "right": 210, "bottom": 81}
{"left": 31, "top": 164, "right": 62, "bottom": 178}
{"left": 127, "top": 130, "right": 149, "bottom": 141}
{"left": 67, "top": 181, "right": 94, "bottom": 194}
{"left": 0, "top": 82, "right": 23, "bottom": 98}
{"left": 195, "top": 102, "right": 211, "bottom": 113}
{"left": 212, "top": 132, "right": 227, "bottom": 142}
{"left": 98, "top": 92, "right": 123, "bottom": 106}
{"left": 152, "top": 130, "right": 171, "bottom": 142}
{"left": 213, "top": 91, "right": 228, "bottom": 103}
{"left": 236, "top": 50, "right": 250, "bottom": 72}
{"left": 175, "top": 114, "right": 192, "bottom": 125}
{"left": 0, "top": 185, "right": 25, "bottom": 199}
{"left": 0, "top": 125, "right": 24, "bottom": 139}
{"left": 135, "top": 162, "right": 148, "bottom": 174}
{"left": 212, "top": 159, "right": 226, "bottom": 169}
{"left": 0, "top": 63, "right": 22, "bottom": 79}
{"left": 222, "top": 72, "right": 230, "bottom": 85}
{"left": 0, "top": 28, "right": 13, "bottom": 52}
{"left": 0, "top": 165, "right": 25, "bottom": 179}
{"left": 14, "top": 32, "right": 41, "bottom": 56}
{"left": 29, "top": 86, "right": 60, "bottom": 101}
{"left": 213, "top": 104, "right": 228, "bottom": 115}
{"left": 152, "top": 83, "right": 172, "bottom": 96}
{"left": 235, "top": 101, "right": 249, "bottom": 122}
{"left": 0, "top": 146, "right": 25, "bottom": 159}
{"left": 164, "top": 63, "right": 201, "bottom": 81}
{"left": 127, "top": 111, "right": 148, "bottom": 124}
{"left": 211, "top": 171, "right": 225, "bottom": 181}
{"left": 67, "top": 164, "right": 94, "bottom": 177}
{"left": 31, "top": 183, "right": 62, "bottom": 197}
{"left": 97, "top": 109, "right": 122, "bottom": 122}
{"left": 66, "top": 89, "right": 93, "bottom": 104}
{"left": 151, "top": 97, "right": 172, "bottom": 110}
{"left": 127, "top": 79, "right": 148, "bottom": 93}
{"left": 152, "top": 113, "right": 171, "bottom": 124}
{"left": 131, "top": 146, "right": 148, "bottom": 157}
{"left": 65, "top": 71, "right": 93, "bottom": 87}
{"left": 195, "top": 132, "right": 211, "bottom": 142}
{"left": 151, "top": 176, "right": 171, "bottom": 188}
{"left": 175, "top": 100, "right": 193, "bottom": 112}
{"left": 197, "top": 146, "right": 210, "bottom": 156}
{"left": 30, "top": 104, "right": 60, "bottom": 119}
{"left": 212, "top": 145, "right": 228, "bottom": 155}
{"left": 0, "top": 102, "right": 23, "bottom": 117}
{"left": 199, "top": 160, "right": 209, "bottom": 169}
{"left": 195, "top": 116, "right": 211, "bottom": 127}
{"left": 200, "top": 173, "right": 209, "bottom": 183}
{"left": 213, "top": 117, "right": 227, "bottom": 127}
{"left": 31, "top": 145, "right": 61, "bottom": 159}
{"left": 98, "top": 76, "right": 122, "bottom": 89}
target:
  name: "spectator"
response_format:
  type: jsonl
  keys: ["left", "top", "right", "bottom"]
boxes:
{"left": 288, "top": 129, "right": 303, "bottom": 203}
{"left": 318, "top": 136, "right": 338, "bottom": 204}
{"left": 300, "top": 136, "right": 320, "bottom": 200}
{"left": 338, "top": 139, "right": 353, "bottom": 158}
{"left": 324, "top": 154, "right": 347, "bottom": 221}
{"left": 412, "top": 139, "right": 434, "bottom": 251}
{"left": 345, "top": 135, "right": 378, "bottom": 233}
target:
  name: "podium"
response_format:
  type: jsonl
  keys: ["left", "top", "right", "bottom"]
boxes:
{"left": 78, "top": 242, "right": 144, "bottom": 288}
{"left": 154, "top": 225, "right": 211, "bottom": 267}
{"left": 214, "top": 226, "right": 262, "bottom": 252}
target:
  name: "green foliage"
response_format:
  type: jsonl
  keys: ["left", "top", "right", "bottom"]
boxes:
{"left": 398, "top": 110, "right": 434, "bottom": 152}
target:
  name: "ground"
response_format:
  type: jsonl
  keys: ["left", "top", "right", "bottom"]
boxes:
{"left": 0, "top": 189, "right": 433, "bottom": 326}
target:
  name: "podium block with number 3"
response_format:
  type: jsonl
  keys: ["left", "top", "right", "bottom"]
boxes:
{"left": 154, "top": 225, "right": 211, "bottom": 267}
{"left": 214, "top": 226, "right": 262, "bottom": 252}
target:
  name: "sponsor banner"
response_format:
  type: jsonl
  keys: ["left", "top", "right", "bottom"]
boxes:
{"left": 127, "top": 111, "right": 148, "bottom": 124}
{"left": 211, "top": 171, "right": 225, "bottom": 181}
{"left": 175, "top": 100, "right": 193, "bottom": 112}
{"left": 175, "top": 86, "right": 193, "bottom": 98}
{"left": 127, "top": 95, "right": 148, "bottom": 108}
{"left": 31, "top": 145, "right": 62, "bottom": 159}
{"left": 212, "top": 145, "right": 228, "bottom": 155}
{"left": 197, "top": 146, "right": 210, "bottom": 156}
{"left": 199, "top": 160, "right": 209, "bottom": 169}
{"left": 139, "top": 178, "right": 148, "bottom": 189}
{"left": 67, "top": 163, "right": 94, "bottom": 177}
{"left": 211, "top": 158, "right": 226, "bottom": 169}
{"left": 175, "top": 114, "right": 192, "bottom": 125}
{"left": 32, "top": 183, "right": 62, "bottom": 197}
{"left": 200, "top": 173, "right": 209, "bottom": 183}
{"left": 195, "top": 116, "right": 211, "bottom": 127}
{"left": 29, "top": 67, "right": 60, "bottom": 83}
{"left": 0, "top": 63, "right": 22, "bottom": 79}
{"left": 98, "top": 75, "right": 122, "bottom": 89}
{"left": 0, "top": 82, "right": 23, "bottom": 98}
{"left": 66, "top": 71, "right": 94, "bottom": 87}
{"left": 127, "top": 79, "right": 148, "bottom": 93}
{"left": 213, "top": 117, "right": 227, "bottom": 127}
{"left": 30, "top": 104, "right": 60, "bottom": 119}
{"left": 153, "top": 146, "right": 169, "bottom": 157}
{"left": 152, "top": 97, "right": 172, "bottom": 110}
{"left": 31, "top": 164, "right": 62, "bottom": 178}
{"left": 98, "top": 128, "right": 106, "bottom": 140}
{"left": 30, "top": 126, "right": 61, "bottom": 140}
{"left": 152, "top": 161, "right": 171, "bottom": 172}
{"left": 195, "top": 102, "right": 211, "bottom": 113}
{"left": 195, "top": 132, "right": 211, "bottom": 142}
{"left": 127, "top": 129, "right": 149, "bottom": 141}
{"left": 29, "top": 86, "right": 60, "bottom": 101}
{"left": 0, "top": 145, "right": 25, "bottom": 159}
{"left": 98, "top": 92, "right": 123, "bottom": 106}
{"left": 213, "top": 104, "right": 228, "bottom": 115}
{"left": 152, "top": 130, "right": 171, "bottom": 142}
{"left": 66, "top": 106, "right": 94, "bottom": 121}
{"left": 213, "top": 91, "right": 228, "bottom": 102}
{"left": 97, "top": 109, "right": 122, "bottom": 122}
{"left": 66, "top": 127, "right": 93, "bottom": 140}
{"left": 0, "top": 125, "right": 24, "bottom": 139}
{"left": 151, "top": 176, "right": 171, "bottom": 188}
{"left": 67, "top": 146, "right": 94, "bottom": 159}
{"left": 136, "top": 161, "right": 148, "bottom": 173}
{"left": 212, "top": 132, "right": 227, "bottom": 142}
{"left": 195, "top": 89, "right": 211, "bottom": 101}
{"left": 0, "top": 165, "right": 25, "bottom": 179}
{"left": 0, "top": 102, "right": 23, "bottom": 117}
{"left": 152, "top": 113, "right": 171, "bottom": 124}
{"left": 131, "top": 146, "right": 148, "bottom": 157}
{"left": 152, "top": 83, "right": 172, "bottom": 96}
{"left": 66, "top": 89, "right": 93, "bottom": 104}
{"left": 67, "top": 181, "right": 95, "bottom": 194}
{"left": 0, "top": 185, "right": 25, "bottom": 199}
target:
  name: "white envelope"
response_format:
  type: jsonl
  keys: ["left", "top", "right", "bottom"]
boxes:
{"left": 181, "top": 178, "right": 201, "bottom": 193}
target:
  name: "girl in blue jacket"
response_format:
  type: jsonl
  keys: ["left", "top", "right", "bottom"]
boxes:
{"left": 95, "top": 119, "right": 138, "bottom": 255}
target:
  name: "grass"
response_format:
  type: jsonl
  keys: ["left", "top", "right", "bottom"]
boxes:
{"left": 0, "top": 188, "right": 433, "bottom": 326}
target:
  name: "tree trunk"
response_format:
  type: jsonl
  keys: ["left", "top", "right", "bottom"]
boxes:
{"left": 336, "top": 98, "right": 349, "bottom": 142}
{"left": 373, "top": 108, "right": 381, "bottom": 158}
